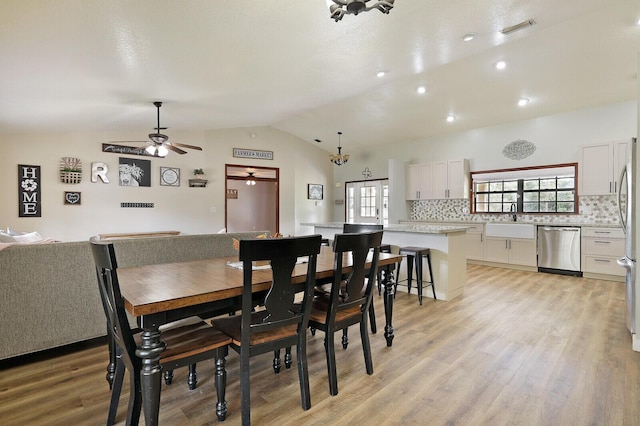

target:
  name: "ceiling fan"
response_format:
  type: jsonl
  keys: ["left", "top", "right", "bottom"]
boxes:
{"left": 127, "top": 101, "right": 203, "bottom": 156}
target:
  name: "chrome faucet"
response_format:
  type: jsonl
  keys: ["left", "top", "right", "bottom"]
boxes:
{"left": 510, "top": 203, "right": 517, "bottom": 221}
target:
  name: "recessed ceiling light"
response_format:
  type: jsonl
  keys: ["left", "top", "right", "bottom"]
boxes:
{"left": 495, "top": 61, "right": 507, "bottom": 70}
{"left": 636, "top": 17, "right": 640, "bottom": 26}
{"left": 518, "top": 98, "right": 530, "bottom": 107}
{"left": 377, "top": 71, "right": 386, "bottom": 78}
{"left": 417, "top": 86, "right": 427, "bottom": 94}
{"left": 446, "top": 114, "right": 456, "bottom": 123}
{"left": 462, "top": 33, "right": 476, "bottom": 41}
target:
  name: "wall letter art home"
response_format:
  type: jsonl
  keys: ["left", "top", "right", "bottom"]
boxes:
{"left": 18, "top": 164, "right": 41, "bottom": 217}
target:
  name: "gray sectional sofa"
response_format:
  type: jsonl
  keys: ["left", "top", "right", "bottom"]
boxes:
{"left": 0, "top": 231, "right": 265, "bottom": 361}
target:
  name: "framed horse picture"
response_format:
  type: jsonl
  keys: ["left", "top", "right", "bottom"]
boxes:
{"left": 119, "top": 157, "right": 151, "bottom": 187}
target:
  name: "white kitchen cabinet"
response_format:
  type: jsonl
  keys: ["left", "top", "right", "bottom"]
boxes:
{"left": 465, "top": 223, "right": 484, "bottom": 261}
{"left": 484, "top": 236, "right": 537, "bottom": 267}
{"left": 579, "top": 141, "right": 629, "bottom": 195}
{"left": 581, "top": 227, "right": 625, "bottom": 277}
{"left": 405, "top": 163, "right": 432, "bottom": 200}
{"left": 431, "top": 159, "right": 470, "bottom": 199}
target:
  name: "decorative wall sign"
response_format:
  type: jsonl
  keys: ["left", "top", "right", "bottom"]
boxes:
{"left": 64, "top": 191, "right": 81, "bottom": 205}
{"left": 233, "top": 148, "right": 274, "bottom": 160}
{"left": 308, "top": 184, "right": 323, "bottom": 200}
{"left": 226, "top": 189, "right": 238, "bottom": 199}
{"left": 362, "top": 167, "right": 372, "bottom": 179}
{"left": 92, "top": 162, "right": 110, "bottom": 183}
{"left": 502, "top": 139, "right": 536, "bottom": 160}
{"left": 59, "top": 157, "right": 82, "bottom": 184}
{"left": 102, "top": 143, "right": 158, "bottom": 157}
{"left": 18, "top": 164, "right": 41, "bottom": 217}
{"left": 160, "top": 167, "right": 180, "bottom": 186}
{"left": 119, "top": 157, "right": 151, "bottom": 187}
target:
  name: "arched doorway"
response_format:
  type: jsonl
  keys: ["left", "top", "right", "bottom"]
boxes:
{"left": 225, "top": 164, "right": 279, "bottom": 234}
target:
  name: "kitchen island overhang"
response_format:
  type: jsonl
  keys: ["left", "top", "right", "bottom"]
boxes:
{"left": 302, "top": 222, "right": 469, "bottom": 301}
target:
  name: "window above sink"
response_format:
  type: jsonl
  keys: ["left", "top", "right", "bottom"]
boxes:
{"left": 471, "top": 163, "right": 578, "bottom": 215}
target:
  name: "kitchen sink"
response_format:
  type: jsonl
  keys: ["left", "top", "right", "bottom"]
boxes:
{"left": 485, "top": 223, "right": 535, "bottom": 239}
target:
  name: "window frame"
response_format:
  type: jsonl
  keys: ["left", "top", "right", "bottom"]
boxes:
{"left": 471, "top": 163, "right": 578, "bottom": 215}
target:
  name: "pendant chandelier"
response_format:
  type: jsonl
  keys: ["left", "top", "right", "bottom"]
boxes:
{"left": 246, "top": 172, "right": 256, "bottom": 186}
{"left": 326, "top": 0, "right": 395, "bottom": 22}
{"left": 329, "top": 132, "right": 349, "bottom": 166}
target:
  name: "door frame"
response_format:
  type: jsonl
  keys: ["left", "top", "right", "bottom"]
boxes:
{"left": 225, "top": 164, "right": 280, "bottom": 233}
{"left": 344, "top": 178, "right": 389, "bottom": 225}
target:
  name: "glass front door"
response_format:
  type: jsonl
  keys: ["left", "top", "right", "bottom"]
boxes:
{"left": 345, "top": 179, "right": 388, "bottom": 225}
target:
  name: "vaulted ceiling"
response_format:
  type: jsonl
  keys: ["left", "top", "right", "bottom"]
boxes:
{"left": 1, "top": 1, "right": 638, "bottom": 152}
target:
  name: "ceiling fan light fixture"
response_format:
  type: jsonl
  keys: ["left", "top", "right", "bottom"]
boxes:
{"left": 157, "top": 145, "right": 169, "bottom": 157}
{"left": 326, "top": 0, "right": 395, "bottom": 22}
{"left": 145, "top": 145, "right": 156, "bottom": 155}
{"left": 149, "top": 133, "right": 168, "bottom": 144}
{"left": 246, "top": 172, "right": 256, "bottom": 186}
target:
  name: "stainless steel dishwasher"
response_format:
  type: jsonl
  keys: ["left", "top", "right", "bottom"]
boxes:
{"left": 537, "top": 226, "right": 582, "bottom": 276}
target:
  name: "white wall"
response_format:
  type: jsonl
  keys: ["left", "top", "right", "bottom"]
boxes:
{"left": 0, "top": 126, "right": 333, "bottom": 241}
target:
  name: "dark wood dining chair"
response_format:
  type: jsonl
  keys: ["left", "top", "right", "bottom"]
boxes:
{"left": 308, "top": 230, "right": 383, "bottom": 396}
{"left": 211, "top": 234, "right": 322, "bottom": 426}
{"left": 342, "top": 223, "right": 389, "bottom": 333}
{"left": 90, "top": 240, "right": 232, "bottom": 425}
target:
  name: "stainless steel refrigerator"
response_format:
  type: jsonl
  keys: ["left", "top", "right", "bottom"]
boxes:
{"left": 617, "top": 137, "right": 638, "bottom": 350}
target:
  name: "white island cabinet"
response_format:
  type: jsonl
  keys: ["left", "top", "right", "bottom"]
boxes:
{"left": 302, "top": 222, "right": 469, "bottom": 300}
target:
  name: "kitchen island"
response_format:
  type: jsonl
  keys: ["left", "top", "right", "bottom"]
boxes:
{"left": 302, "top": 222, "right": 469, "bottom": 300}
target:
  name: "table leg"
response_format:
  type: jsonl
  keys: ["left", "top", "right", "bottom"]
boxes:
{"left": 382, "top": 266, "right": 395, "bottom": 346}
{"left": 135, "top": 327, "right": 166, "bottom": 426}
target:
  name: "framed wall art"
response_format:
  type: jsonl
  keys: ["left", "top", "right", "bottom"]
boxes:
{"left": 64, "top": 191, "right": 81, "bottom": 205}
{"left": 308, "top": 184, "right": 323, "bottom": 200}
{"left": 160, "top": 167, "right": 180, "bottom": 186}
{"left": 119, "top": 157, "right": 151, "bottom": 187}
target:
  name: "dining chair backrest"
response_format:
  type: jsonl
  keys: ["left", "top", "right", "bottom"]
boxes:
{"left": 238, "top": 234, "right": 322, "bottom": 343}
{"left": 331, "top": 231, "right": 383, "bottom": 314}
{"left": 90, "top": 240, "right": 140, "bottom": 377}
{"left": 342, "top": 223, "right": 383, "bottom": 234}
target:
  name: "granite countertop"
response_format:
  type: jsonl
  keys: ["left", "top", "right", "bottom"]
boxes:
{"left": 301, "top": 222, "right": 469, "bottom": 235}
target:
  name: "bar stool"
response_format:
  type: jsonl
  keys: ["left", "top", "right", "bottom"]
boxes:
{"left": 395, "top": 246, "right": 436, "bottom": 305}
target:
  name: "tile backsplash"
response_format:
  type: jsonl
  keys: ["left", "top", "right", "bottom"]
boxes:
{"left": 409, "top": 195, "right": 620, "bottom": 225}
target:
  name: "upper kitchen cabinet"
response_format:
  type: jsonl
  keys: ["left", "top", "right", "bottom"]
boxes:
{"left": 406, "top": 163, "right": 433, "bottom": 200}
{"left": 579, "top": 141, "right": 629, "bottom": 195}
{"left": 432, "top": 159, "right": 470, "bottom": 199}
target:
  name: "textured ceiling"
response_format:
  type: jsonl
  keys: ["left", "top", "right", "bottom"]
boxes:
{"left": 0, "top": 0, "right": 638, "bottom": 152}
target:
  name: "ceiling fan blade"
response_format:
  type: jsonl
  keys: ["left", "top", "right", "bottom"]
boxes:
{"left": 166, "top": 144, "right": 187, "bottom": 155}
{"left": 171, "top": 142, "right": 203, "bottom": 151}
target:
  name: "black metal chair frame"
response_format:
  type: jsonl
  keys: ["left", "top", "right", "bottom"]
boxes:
{"left": 395, "top": 246, "right": 436, "bottom": 305}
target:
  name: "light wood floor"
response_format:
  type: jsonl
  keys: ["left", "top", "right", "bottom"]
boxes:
{"left": 2, "top": 264, "right": 640, "bottom": 425}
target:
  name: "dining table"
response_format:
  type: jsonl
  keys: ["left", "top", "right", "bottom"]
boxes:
{"left": 116, "top": 245, "right": 401, "bottom": 425}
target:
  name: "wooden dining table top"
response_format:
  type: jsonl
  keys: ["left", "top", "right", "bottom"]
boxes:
{"left": 117, "top": 246, "right": 401, "bottom": 317}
